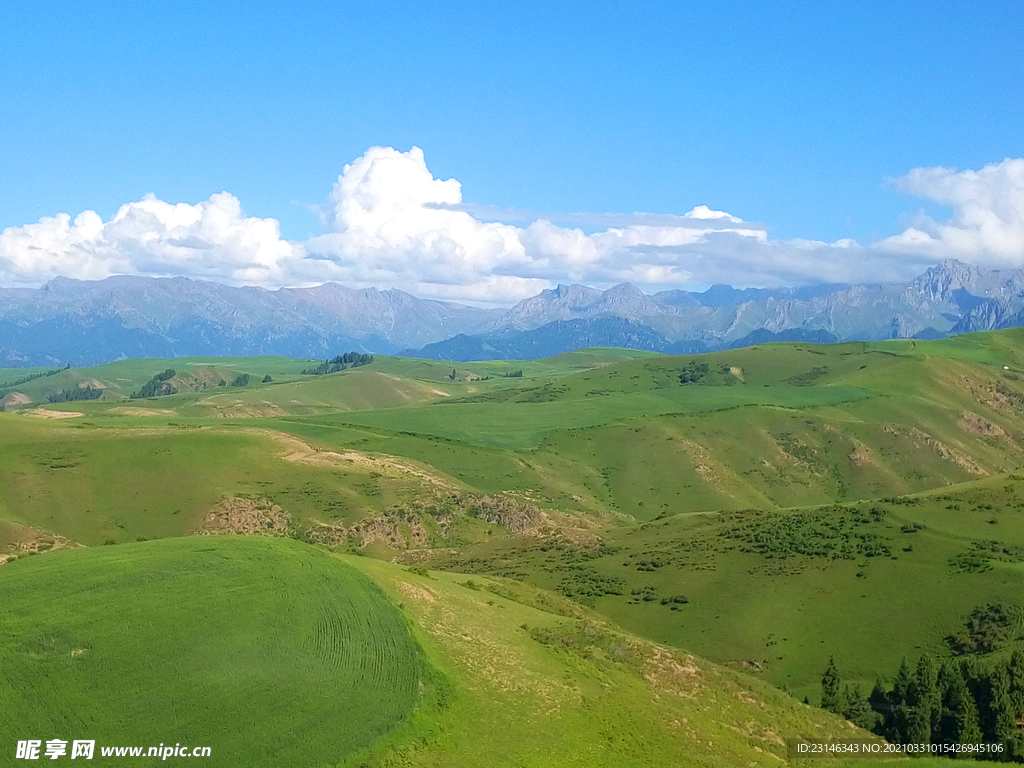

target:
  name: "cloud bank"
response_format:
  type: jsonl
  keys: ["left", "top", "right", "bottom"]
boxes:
{"left": 2, "top": 148, "right": 1023, "bottom": 304}
{"left": 877, "top": 158, "right": 1024, "bottom": 265}
{"left": 0, "top": 193, "right": 299, "bottom": 288}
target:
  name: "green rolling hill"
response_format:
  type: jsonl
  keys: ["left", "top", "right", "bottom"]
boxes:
{"left": 0, "top": 535, "right": 889, "bottom": 768}
{"left": 3, "top": 331, "right": 1024, "bottom": 763}
{"left": 0, "top": 537, "right": 424, "bottom": 767}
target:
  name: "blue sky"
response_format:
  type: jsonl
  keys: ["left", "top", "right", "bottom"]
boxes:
{"left": 2, "top": 1, "right": 1023, "bottom": 302}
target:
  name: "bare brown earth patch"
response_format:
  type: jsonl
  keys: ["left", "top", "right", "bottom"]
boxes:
{"left": 958, "top": 411, "right": 1006, "bottom": 436}
{"left": 910, "top": 428, "right": 986, "bottom": 475}
{"left": 848, "top": 443, "right": 875, "bottom": 467}
{"left": 540, "top": 510, "right": 605, "bottom": 546}
{"left": 308, "top": 511, "right": 431, "bottom": 550}
{"left": 676, "top": 438, "right": 728, "bottom": 486}
{"left": 196, "top": 497, "right": 292, "bottom": 536}
{"left": 25, "top": 408, "right": 83, "bottom": 419}
{"left": 959, "top": 374, "right": 1024, "bottom": 415}
{"left": 311, "top": 492, "right": 595, "bottom": 555}
{"left": 106, "top": 406, "right": 176, "bottom": 417}
{"left": 465, "top": 494, "right": 547, "bottom": 535}
{"left": 1, "top": 530, "right": 80, "bottom": 565}
{"left": 644, "top": 646, "right": 703, "bottom": 698}
{"left": 379, "top": 372, "right": 451, "bottom": 399}
{"left": 196, "top": 399, "right": 288, "bottom": 418}
{"left": 882, "top": 426, "right": 986, "bottom": 475}
{"left": 1, "top": 392, "right": 30, "bottom": 408}
{"left": 395, "top": 580, "right": 438, "bottom": 603}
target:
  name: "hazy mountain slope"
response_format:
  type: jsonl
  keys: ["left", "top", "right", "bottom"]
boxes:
{"left": 11, "top": 259, "right": 1024, "bottom": 366}
{"left": 0, "top": 276, "right": 500, "bottom": 366}
{"left": 480, "top": 260, "right": 1024, "bottom": 345}
{"left": 399, "top": 317, "right": 680, "bottom": 361}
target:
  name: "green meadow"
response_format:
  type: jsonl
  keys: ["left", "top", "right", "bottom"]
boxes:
{"left": 427, "top": 473, "right": 1024, "bottom": 701}
{"left": 3, "top": 331, "right": 1024, "bottom": 763}
{"left": 0, "top": 537, "right": 424, "bottom": 767}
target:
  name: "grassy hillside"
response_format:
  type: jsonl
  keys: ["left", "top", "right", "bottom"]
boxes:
{"left": 0, "top": 417, "right": 453, "bottom": 550}
{"left": 243, "top": 333, "right": 1024, "bottom": 516}
{"left": 0, "top": 356, "right": 314, "bottom": 404}
{"left": 0, "top": 536, "right": 425, "bottom": 767}
{"left": 341, "top": 556, "right": 888, "bottom": 768}
{"left": 5, "top": 332, "right": 1024, "bottom": 763}
{"left": 0, "top": 348, "right": 653, "bottom": 413}
{"left": 0, "top": 533, "right": 894, "bottom": 768}
{"left": 422, "top": 471, "right": 1024, "bottom": 700}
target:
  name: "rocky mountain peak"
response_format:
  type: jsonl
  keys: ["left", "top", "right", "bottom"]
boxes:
{"left": 545, "top": 284, "right": 602, "bottom": 304}
{"left": 910, "top": 259, "right": 985, "bottom": 301}
{"left": 12, "top": 259, "right": 1024, "bottom": 367}
{"left": 593, "top": 283, "right": 660, "bottom": 316}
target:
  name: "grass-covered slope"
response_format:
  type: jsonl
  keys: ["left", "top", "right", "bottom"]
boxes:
{"left": 6, "top": 334, "right": 1022, "bottom": 765}
{"left": 344, "top": 558, "right": 969, "bottom": 768}
{"left": 0, "top": 534, "right": 903, "bottom": 768}
{"left": 0, "top": 416, "right": 454, "bottom": 549}
{"left": 249, "top": 332, "right": 1024, "bottom": 515}
{"left": 0, "top": 537, "right": 425, "bottom": 768}
{"left": 0, "top": 348, "right": 653, "bottom": 416}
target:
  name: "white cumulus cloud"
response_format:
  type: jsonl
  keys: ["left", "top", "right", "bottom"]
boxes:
{"left": 306, "top": 146, "right": 535, "bottom": 298}
{"left": 0, "top": 192, "right": 301, "bottom": 288}
{"left": 305, "top": 146, "right": 782, "bottom": 301}
{"left": 3, "top": 146, "right": 1020, "bottom": 304}
{"left": 877, "top": 158, "right": 1024, "bottom": 265}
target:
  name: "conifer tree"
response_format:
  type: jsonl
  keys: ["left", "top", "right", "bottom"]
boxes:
{"left": 891, "top": 657, "right": 913, "bottom": 706}
{"left": 936, "top": 660, "right": 968, "bottom": 746}
{"left": 821, "top": 656, "right": 842, "bottom": 714}
{"left": 952, "top": 686, "right": 983, "bottom": 747}
{"left": 909, "top": 654, "right": 941, "bottom": 742}
{"left": 869, "top": 678, "right": 888, "bottom": 714}
{"left": 906, "top": 705, "right": 932, "bottom": 747}
{"left": 1009, "top": 650, "right": 1024, "bottom": 720}
{"left": 842, "top": 684, "right": 877, "bottom": 730}
{"left": 886, "top": 657, "right": 914, "bottom": 744}
{"left": 982, "top": 666, "right": 1016, "bottom": 748}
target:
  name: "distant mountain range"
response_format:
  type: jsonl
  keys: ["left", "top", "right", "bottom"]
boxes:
{"left": 0, "top": 276, "right": 499, "bottom": 366}
{"left": 4, "top": 260, "right": 1024, "bottom": 366}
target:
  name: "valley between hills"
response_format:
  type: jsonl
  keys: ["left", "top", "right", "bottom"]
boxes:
{"left": 4, "top": 331, "right": 1024, "bottom": 765}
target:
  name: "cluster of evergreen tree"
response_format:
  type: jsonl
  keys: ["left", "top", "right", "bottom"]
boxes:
{"left": 0, "top": 366, "right": 65, "bottom": 390}
{"left": 504, "top": 370, "right": 524, "bottom": 378}
{"left": 230, "top": 373, "right": 250, "bottom": 387}
{"left": 301, "top": 353, "right": 373, "bottom": 375}
{"left": 950, "top": 604, "right": 1024, "bottom": 655}
{"left": 130, "top": 369, "right": 177, "bottom": 399}
{"left": 47, "top": 386, "right": 103, "bottom": 403}
{"left": 0, "top": 366, "right": 66, "bottom": 404}
{"left": 678, "top": 361, "right": 710, "bottom": 383}
{"left": 821, "top": 652, "right": 1024, "bottom": 760}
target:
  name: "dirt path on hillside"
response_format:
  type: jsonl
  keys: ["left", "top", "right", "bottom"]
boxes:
{"left": 105, "top": 406, "right": 176, "bottom": 417}
{"left": 261, "top": 430, "right": 457, "bottom": 490}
